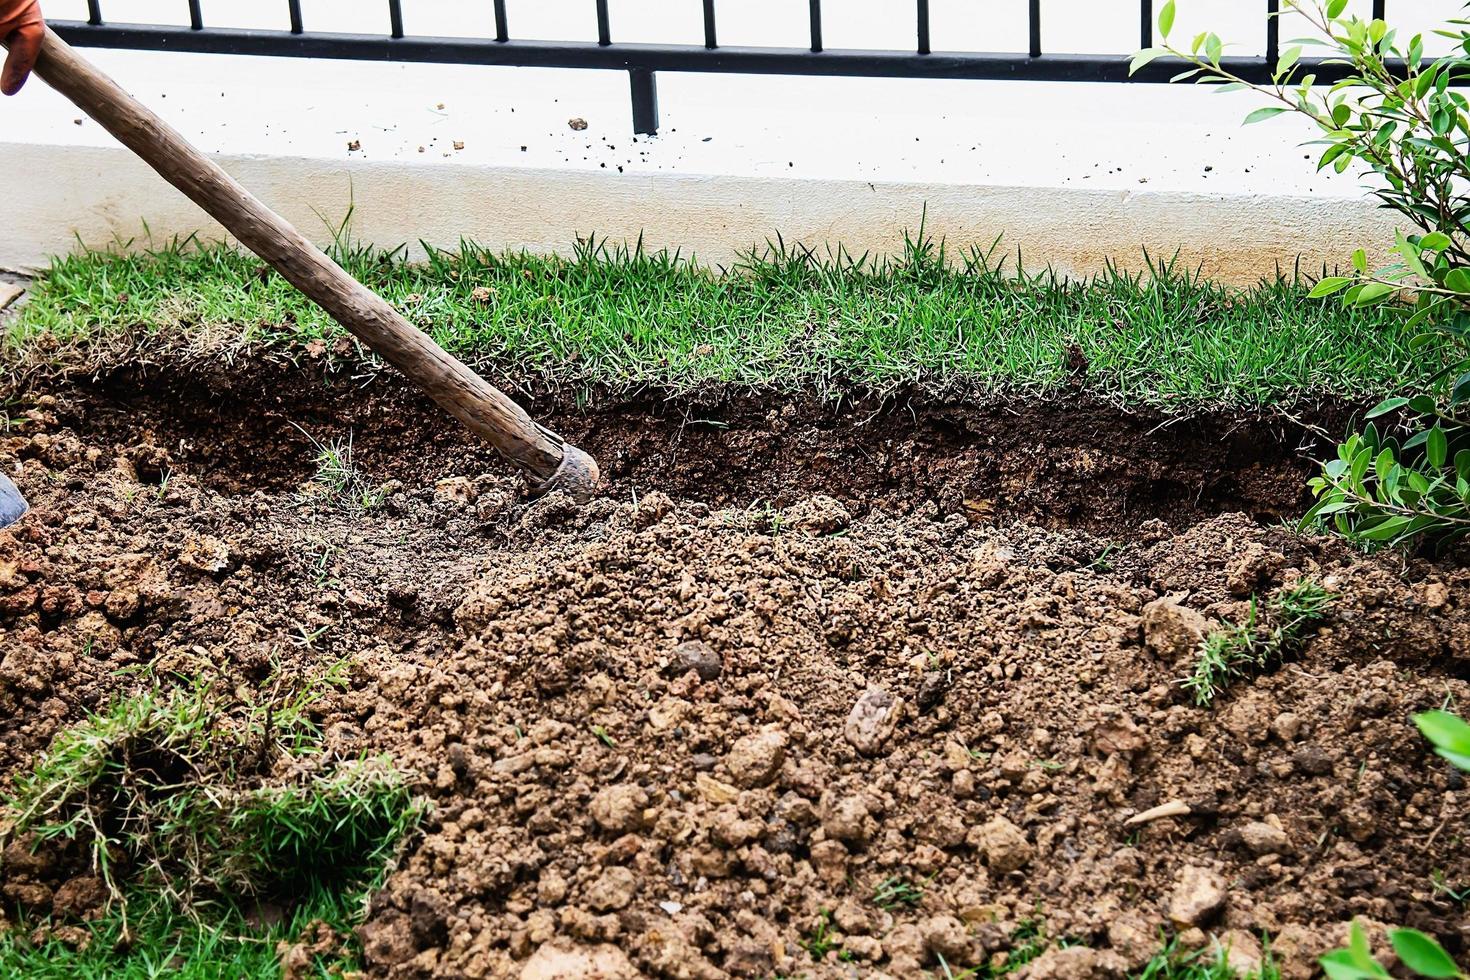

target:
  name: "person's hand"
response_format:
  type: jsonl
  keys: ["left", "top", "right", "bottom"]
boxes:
{"left": 1, "top": 0, "right": 43, "bottom": 96}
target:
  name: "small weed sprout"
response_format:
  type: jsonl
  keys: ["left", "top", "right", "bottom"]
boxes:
{"left": 1087, "top": 541, "right": 1119, "bottom": 573}
{"left": 800, "top": 909, "right": 837, "bottom": 962}
{"left": 872, "top": 874, "right": 925, "bottom": 910}
{"left": 1430, "top": 869, "right": 1469, "bottom": 904}
{"left": 294, "top": 425, "right": 386, "bottom": 513}
{"left": 1184, "top": 579, "right": 1333, "bottom": 706}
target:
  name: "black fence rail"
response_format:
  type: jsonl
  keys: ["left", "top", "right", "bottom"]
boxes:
{"left": 55, "top": 0, "right": 1397, "bottom": 136}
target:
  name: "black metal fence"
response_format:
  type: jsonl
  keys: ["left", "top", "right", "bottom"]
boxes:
{"left": 55, "top": 1, "right": 1395, "bottom": 136}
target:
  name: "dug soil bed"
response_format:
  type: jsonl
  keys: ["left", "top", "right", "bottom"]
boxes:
{"left": 1, "top": 363, "right": 1468, "bottom": 979}
{"left": 55, "top": 357, "right": 1355, "bottom": 533}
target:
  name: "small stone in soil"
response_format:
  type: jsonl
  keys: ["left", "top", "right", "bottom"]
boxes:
{"left": 1238, "top": 820, "right": 1290, "bottom": 856}
{"left": 726, "top": 728, "right": 787, "bottom": 788}
{"left": 845, "top": 687, "right": 902, "bottom": 756}
{"left": 1168, "top": 865, "right": 1227, "bottom": 927}
{"left": 916, "top": 670, "right": 948, "bottom": 712}
{"left": 589, "top": 783, "right": 649, "bottom": 834}
{"left": 1141, "top": 597, "right": 1210, "bottom": 661}
{"left": 1292, "top": 745, "right": 1336, "bottom": 776}
{"left": 672, "top": 640, "right": 722, "bottom": 682}
{"left": 971, "top": 815, "right": 1033, "bottom": 874}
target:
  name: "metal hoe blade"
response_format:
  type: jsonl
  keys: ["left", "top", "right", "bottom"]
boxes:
{"left": 0, "top": 473, "right": 28, "bottom": 528}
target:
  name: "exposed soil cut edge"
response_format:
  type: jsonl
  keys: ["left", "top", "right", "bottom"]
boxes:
{"left": 18, "top": 355, "right": 1363, "bottom": 537}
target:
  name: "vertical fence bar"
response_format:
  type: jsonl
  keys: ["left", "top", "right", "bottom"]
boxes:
{"left": 596, "top": 0, "right": 611, "bottom": 45}
{"left": 388, "top": 0, "right": 404, "bottom": 37}
{"left": 1266, "top": 0, "right": 1279, "bottom": 65}
{"left": 1140, "top": 0, "right": 1152, "bottom": 49}
{"left": 630, "top": 68, "right": 659, "bottom": 135}
{"left": 702, "top": 0, "right": 717, "bottom": 48}
{"left": 809, "top": 0, "right": 822, "bottom": 52}
{"left": 1028, "top": 0, "right": 1041, "bottom": 57}
{"left": 493, "top": 0, "right": 509, "bottom": 41}
{"left": 917, "top": 0, "right": 930, "bottom": 54}
{"left": 1372, "top": 0, "right": 1385, "bottom": 19}
{"left": 288, "top": 0, "right": 303, "bottom": 33}
{"left": 86, "top": 0, "right": 102, "bottom": 25}
{"left": 187, "top": 0, "right": 203, "bottom": 30}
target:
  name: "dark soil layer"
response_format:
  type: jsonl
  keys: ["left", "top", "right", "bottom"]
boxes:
{"left": 1, "top": 362, "right": 1468, "bottom": 980}
{"left": 67, "top": 359, "right": 1352, "bottom": 533}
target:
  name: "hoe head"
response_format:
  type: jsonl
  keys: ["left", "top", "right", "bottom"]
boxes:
{"left": 0, "top": 473, "right": 28, "bottom": 528}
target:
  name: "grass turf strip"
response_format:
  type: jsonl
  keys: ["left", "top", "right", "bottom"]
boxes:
{"left": 5, "top": 233, "right": 1436, "bottom": 407}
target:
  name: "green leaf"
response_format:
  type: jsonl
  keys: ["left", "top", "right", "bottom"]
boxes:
{"left": 1321, "top": 924, "right": 1391, "bottom": 980}
{"left": 1244, "top": 106, "right": 1290, "bottom": 125}
{"left": 1326, "top": 0, "right": 1349, "bottom": 17}
{"left": 1374, "top": 447, "right": 1395, "bottom": 484}
{"left": 1428, "top": 426, "right": 1448, "bottom": 468}
{"left": 1159, "top": 0, "right": 1176, "bottom": 39}
{"left": 1205, "top": 33, "right": 1223, "bottom": 65}
{"left": 1452, "top": 372, "right": 1470, "bottom": 406}
{"left": 1349, "top": 922, "right": 1379, "bottom": 973}
{"left": 1353, "top": 248, "right": 1368, "bottom": 273}
{"left": 1414, "top": 710, "right": 1470, "bottom": 758}
{"left": 1130, "top": 47, "right": 1167, "bottom": 75}
{"left": 1389, "top": 930, "right": 1461, "bottom": 978}
{"left": 1309, "top": 276, "right": 1353, "bottom": 298}
{"left": 1365, "top": 396, "right": 1410, "bottom": 418}
{"left": 1420, "top": 231, "right": 1452, "bottom": 252}
{"left": 1318, "top": 142, "right": 1351, "bottom": 171}
{"left": 1396, "top": 229, "right": 1430, "bottom": 281}
{"left": 1320, "top": 952, "right": 1385, "bottom": 980}
{"left": 1276, "top": 45, "right": 1302, "bottom": 77}
{"left": 1444, "top": 267, "right": 1470, "bottom": 293}
{"left": 1354, "top": 282, "right": 1396, "bottom": 305}
{"left": 1409, "top": 395, "right": 1439, "bottom": 414}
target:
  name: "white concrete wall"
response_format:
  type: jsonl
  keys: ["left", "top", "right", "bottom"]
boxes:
{"left": 4, "top": 0, "right": 1446, "bottom": 281}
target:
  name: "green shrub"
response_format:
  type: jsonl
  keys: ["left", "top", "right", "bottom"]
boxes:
{"left": 1136, "top": 0, "right": 1470, "bottom": 549}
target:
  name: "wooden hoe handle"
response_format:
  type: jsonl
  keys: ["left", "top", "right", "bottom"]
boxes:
{"left": 22, "top": 28, "right": 600, "bottom": 499}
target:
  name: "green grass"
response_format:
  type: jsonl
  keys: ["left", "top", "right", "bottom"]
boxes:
{"left": 1135, "top": 938, "right": 1279, "bottom": 980}
{"left": 4, "top": 230, "right": 1441, "bottom": 406}
{"left": 1184, "top": 579, "right": 1334, "bottom": 706}
{"left": 872, "top": 873, "right": 926, "bottom": 911}
{"left": 0, "top": 890, "right": 361, "bottom": 979}
{"left": 0, "top": 679, "right": 423, "bottom": 978}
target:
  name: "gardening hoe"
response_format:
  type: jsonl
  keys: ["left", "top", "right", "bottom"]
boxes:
{"left": 1, "top": 27, "right": 600, "bottom": 527}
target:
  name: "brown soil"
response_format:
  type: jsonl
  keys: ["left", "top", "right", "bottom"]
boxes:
{"left": 1, "top": 361, "right": 1467, "bottom": 980}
